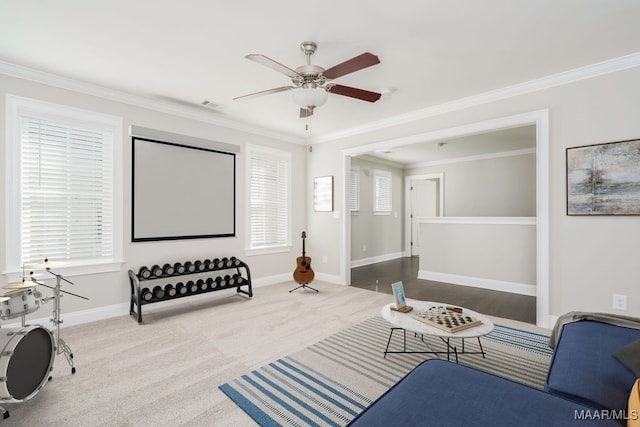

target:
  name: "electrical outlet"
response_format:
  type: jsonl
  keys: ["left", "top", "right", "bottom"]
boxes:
{"left": 322, "top": 255, "right": 327, "bottom": 264}
{"left": 363, "top": 244, "right": 367, "bottom": 252}
{"left": 613, "top": 294, "right": 628, "bottom": 311}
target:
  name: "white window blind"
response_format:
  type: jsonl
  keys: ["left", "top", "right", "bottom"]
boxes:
{"left": 20, "top": 117, "right": 114, "bottom": 264}
{"left": 349, "top": 167, "right": 360, "bottom": 211}
{"left": 247, "top": 146, "right": 291, "bottom": 250}
{"left": 6, "top": 95, "right": 122, "bottom": 277}
{"left": 374, "top": 169, "right": 392, "bottom": 213}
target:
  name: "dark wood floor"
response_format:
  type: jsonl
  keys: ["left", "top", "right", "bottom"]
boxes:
{"left": 351, "top": 257, "right": 536, "bottom": 324}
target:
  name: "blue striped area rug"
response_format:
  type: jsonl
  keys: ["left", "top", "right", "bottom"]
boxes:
{"left": 219, "top": 316, "right": 552, "bottom": 427}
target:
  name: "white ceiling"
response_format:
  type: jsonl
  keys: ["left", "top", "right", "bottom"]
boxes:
{"left": 1, "top": 0, "right": 640, "bottom": 143}
{"left": 359, "top": 125, "right": 536, "bottom": 167}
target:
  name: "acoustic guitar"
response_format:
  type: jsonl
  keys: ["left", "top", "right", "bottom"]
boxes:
{"left": 293, "top": 231, "right": 315, "bottom": 284}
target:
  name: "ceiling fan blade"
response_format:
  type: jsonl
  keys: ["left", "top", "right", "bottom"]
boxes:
{"left": 246, "top": 54, "right": 300, "bottom": 78}
{"left": 323, "top": 52, "right": 380, "bottom": 80}
{"left": 299, "top": 107, "right": 314, "bottom": 118}
{"left": 327, "top": 84, "right": 382, "bottom": 103}
{"left": 233, "top": 86, "right": 294, "bottom": 101}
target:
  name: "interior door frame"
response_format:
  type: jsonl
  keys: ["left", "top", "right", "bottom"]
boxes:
{"left": 404, "top": 173, "right": 444, "bottom": 256}
{"left": 341, "top": 109, "right": 550, "bottom": 328}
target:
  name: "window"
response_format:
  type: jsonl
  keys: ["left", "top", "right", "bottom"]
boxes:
{"left": 349, "top": 166, "right": 360, "bottom": 212}
{"left": 6, "top": 96, "right": 123, "bottom": 277}
{"left": 373, "top": 169, "right": 392, "bottom": 214}
{"left": 246, "top": 145, "right": 291, "bottom": 253}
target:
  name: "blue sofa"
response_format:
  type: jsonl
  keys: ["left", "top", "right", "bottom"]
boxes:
{"left": 545, "top": 320, "right": 640, "bottom": 417}
{"left": 348, "top": 318, "right": 640, "bottom": 427}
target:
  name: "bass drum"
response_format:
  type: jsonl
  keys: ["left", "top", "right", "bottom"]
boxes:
{"left": 0, "top": 326, "right": 55, "bottom": 403}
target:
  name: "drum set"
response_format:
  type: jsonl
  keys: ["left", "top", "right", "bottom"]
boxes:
{"left": 0, "top": 259, "right": 88, "bottom": 419}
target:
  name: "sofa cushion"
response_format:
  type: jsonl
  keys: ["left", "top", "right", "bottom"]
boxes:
{"left": 545, "top": 320, "right": 640, "bottom": 413}
{"left": 349, "top": 359, "right": 619, "bottom": 427}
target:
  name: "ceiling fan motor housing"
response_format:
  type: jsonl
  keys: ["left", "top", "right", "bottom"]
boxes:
{"left": 293, "top": 64, "right": 326, "bottom": 88}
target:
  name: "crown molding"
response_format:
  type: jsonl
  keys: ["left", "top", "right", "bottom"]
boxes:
{"left": 353, "top": 154, "right": 404, "bottom": 170}
{"left": 406, "top": 147, "right": 536, "bottom": 169}
{"left": 0, "top": 61, "right": 303, "bottom": 144}
{"left": 312, "top": 51, "right": 640, "bottom": 144}
{"left": 3, "top": 51, "right": 639, "bottom": 146}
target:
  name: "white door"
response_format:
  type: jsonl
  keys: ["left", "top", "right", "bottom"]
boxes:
{"left": 411, "top": 179, "right": 439, "bottom": 256}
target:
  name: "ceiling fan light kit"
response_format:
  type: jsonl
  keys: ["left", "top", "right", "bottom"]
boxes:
{"left": 234, "top": 41, "right": 381, "bottom": 118}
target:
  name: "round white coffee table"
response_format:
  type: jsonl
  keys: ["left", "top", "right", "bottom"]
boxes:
{"left": 381, "top": 299, "right": 495, "bottom": 362}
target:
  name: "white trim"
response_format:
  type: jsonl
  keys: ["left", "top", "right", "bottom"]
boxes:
{"left": 0, "top": 61, "right": 301, "bottom": 144}
{"left": 351, "top": 252, "right": 404, "bottom": 268}
{"left": 1, "top": 277, "right": 284, "bottom": 328}
{"left": 314, "top": 52, "right": 640, "bottom": 144}
{"left": 314, "top": 272, "right": 342, "bottom": 284}
{"left": 342, "top": 109, "right": 550, "bottom": 328}
{"left": 408, "top": 147, "right": 536, "bottom": 169}
{"left": 3, "top": 261, "right": 125, "bottom": 283}
{"left": 2, "top": 52, "right": 640, "bottom": 146}
{"left": 356, "top": 154, "right": 404, "bottom": 169}
{"left": 244, "top": 245, "right": 292, "bottom": 257}
{"left": 404, "top": 173, "right": 445, "bottom": 256}
{"left": 245, "top": 145, "right": 293, "bottom": 252}
{"left": 250, "top": 273, "right": 293, "bottom": 287}
{"left": 5, "top": 95, "right": 124, "bottom": 278}
{"left": 129, "top": 125, "right": 240, "bottom": 153}
{"left": 535, "top": 110, "right": 551, "bottom": 328}
{"left": 418, "top": 270, "right": 537, "bottom": 297}
{"left": 418, "top": 217, "right": 536, "bottom": 226}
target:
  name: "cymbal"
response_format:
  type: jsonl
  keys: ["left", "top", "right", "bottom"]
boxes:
{"left": 22, "top": 260, "right": 68, "bottom": 270}
{"left": 3, "top": 281, "right": 36, "bottom": 290}
{"left": 3, "top": 289, "right": 25, "bottom": 296}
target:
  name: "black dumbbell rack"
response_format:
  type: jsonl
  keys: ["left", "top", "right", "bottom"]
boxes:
{"left": 128, "top": 257, "right": 252, "bottom": 323}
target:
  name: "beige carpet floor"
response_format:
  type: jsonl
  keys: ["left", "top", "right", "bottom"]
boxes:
{"left": 2, "top": 281, "right": 549, "bottom": 426}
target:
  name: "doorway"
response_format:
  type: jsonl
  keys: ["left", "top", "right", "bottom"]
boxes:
{"left": 406, "top": 173, "right": 444, "bottom": 256}
{"left": 341, "top": 110, "right": 550, "bottom": 327}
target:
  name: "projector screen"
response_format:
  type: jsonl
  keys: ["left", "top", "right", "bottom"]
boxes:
{"left": 132, "top": 136, "right": 236, "bottom": 242}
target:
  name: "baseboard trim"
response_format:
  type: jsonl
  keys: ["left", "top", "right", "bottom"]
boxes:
{"left": 314, "top": 272, "right": 342, "bottom": 285}
{"left": 418, "top": 270, "right": 536, "bottom": 297}
{"left": 4, "top": 274, "right": 284, "bottom": 328}
{"left": 351, "top": 252, "right": 404, "bottom": 268}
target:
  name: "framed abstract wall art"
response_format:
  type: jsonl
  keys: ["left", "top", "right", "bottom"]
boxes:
{"left": 566, "top": 138, "right": 640, "bottom": 215}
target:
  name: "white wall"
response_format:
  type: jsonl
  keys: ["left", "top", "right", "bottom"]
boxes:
{"left": 406, "top": 153, "right": 536, "bottom": 217}
{"left": 306, "top": 66, "right": 640, "bottom": 320}
{"left": 419, "top": 218, "right": 537, "bottom": 295}
{"left": 350, "top": 157, "right": 403, "bottom": 264}
{"left": 0, "top": 74, "right": 307, "bottom": 320}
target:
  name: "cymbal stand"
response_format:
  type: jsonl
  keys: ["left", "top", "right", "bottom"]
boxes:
{"left": 43, "top": 269, "right": 78, "bottom": 374}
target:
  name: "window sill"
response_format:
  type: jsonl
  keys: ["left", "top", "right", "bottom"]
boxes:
{"left": 4, "top": 260, "right": 124, "bottom": 282}
{"left": 373, "top": 211, "right": 392, "bottom": 216}
{"left": 245, "top": 245, "right": 292, "bottom": 257}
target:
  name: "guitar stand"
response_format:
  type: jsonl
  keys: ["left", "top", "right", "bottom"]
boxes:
{"left": 289, "top": 282, "right": 318, "bottom": 293}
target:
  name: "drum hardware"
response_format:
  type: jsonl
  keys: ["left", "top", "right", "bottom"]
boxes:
{"left": 1, "top": 286, "right": 43, "bottom": 328}
{"left": 29, "top": 267, "right": 88, "bottom": 376}
{"left": 3, "top": 281, "right": 36, "bottom": 290}
{"left": 0, "top": 325, "right": 55, "bottom": 419}
{"left": 0, "top": 260, "right": 88, "bottom": 419}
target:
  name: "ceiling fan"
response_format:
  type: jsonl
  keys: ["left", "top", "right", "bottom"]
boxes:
{"left": 234, "top": 41, "right": 381, "bottom": 118}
